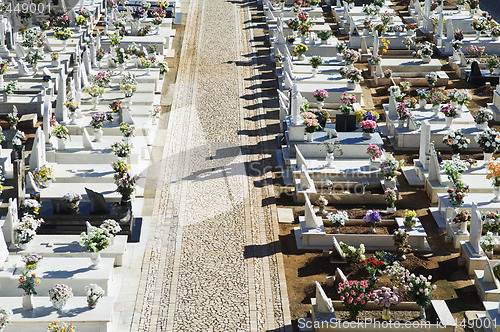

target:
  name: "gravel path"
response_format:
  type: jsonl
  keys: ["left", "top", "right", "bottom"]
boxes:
{"left": 131, "top": 0, "right": 291, "bottom": 330}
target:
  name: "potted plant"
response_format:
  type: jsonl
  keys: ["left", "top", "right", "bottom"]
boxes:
{"left": 481, "top": 232, "right": 496, "bottom": 258}
{"left": 312, "top": 89, "right": 328, "bottom": 111}
{"left": 406, "top": 274, "right": 436, "bottom": 319}
{"left": 338, "top": 280, "right": 371, "bottom": 320}
{"left": 316, "top": 30, "right": 332, "bottom": 43}
{"left": 440, "top": 103, "right": 459, "bottom": 128}
{"left": 474, "top": 108, "right": 493, "bottom": 130}
{"left": 294, "top": 43, "right": 308, "bottom": 59}
{"left": 336, "top": 92, "right": 356, "bottom": 132}
{"left": 475, "top": 128, "right": 499, "bottom": 161}
{"left": 111, "top": 141, "right": 132, "bottom": 158}
{"left": 51, "top": 125, "right": 70, "bottom": 151}
{"left": 326, "top": 211, "right": 348, "bottom": 234}
{"left": 359, "top": 119, "right": 376, "bottom": 140}
{"left": 309, "top": 56, "right": 323, "bottom": 77}
{"left": 18, "top": 271, "right": 40, "bottom": 311}
{"left": 22, "top": 199, "right": 40, "bottom": 216}
{"left": 86, "top": 283, "right": 105, "bottom": 309}
{"left": 403, "top": 209, "right": 417, "bottom": 229}
{"left": 22, "top": 253, "right": 42, "bottom": 271}
{"left": 14, "top": 214, "right": 44, "bottom": 249}
{"left": 393, "top": 229, "right": 411, "bottom": 259}
{"left": 302, "top": 111, "right": 320, "bottom": 141}
{"left": 322, "top": 141, "right": 342, "bottom": 167}
{"left": 7, "top": 106, "right": 19, "bottom": 130}
{"left": 361, "top": 256, "right": 385, "bottom": 285}
{"left": 380, "top": 156, "right": 402, "bottom": 188}
{"left": 443, "top": 129, "right": 470, "bottom": 157}
{"left": 316, "top": 196, "right": 328, "bottom": 214}
{"left": 114, "top": 169, "right": 137, "bottom": 203}
{"left": 79, "top": 225, "right": 111, "bottom": 269}
{"left": 340, "top": 66, "right": 362, "bottom": 90}
{"left": 63, "top": 192, "right": 82, "bottom": 214}
{"left": 48, "top": 284, "right": 73, "bottom": 312}
{"left": 483, "top": 211, "right": 500, "bottom": 235}
{"left": 384, "top": 188, "right": 397, "bottom": 213}
{"left": 366, "top": 144, "right": 383, "bottom": 169}
{"left": 372, "top": 286, "right": 402, "bottom": 320}
{"left": 363, "top": 210, "right": 381, "bottom": 233}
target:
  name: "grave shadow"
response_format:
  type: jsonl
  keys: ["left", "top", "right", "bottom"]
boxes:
{"left": 42, "top": 267, "right": 92, "bottom": 278}
{"left": 243, "top": 240, "right": 281, "bottom": 259}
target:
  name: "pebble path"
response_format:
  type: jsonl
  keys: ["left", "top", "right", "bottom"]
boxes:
{"left": 131, "top": 0, "right": 292, "bottom": 330}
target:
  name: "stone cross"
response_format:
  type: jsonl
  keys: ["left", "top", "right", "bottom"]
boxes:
{"left": 55, "top": 68, "right": 68, "bottom": 123}
{"left": 304, "top": 194, "right": 322, "bottom": 230}
{"left": 296, "top": 146, "right": 309, "bottom": 170}
{"left": 419, "top": 120, "right": 431, "bottom": 169}
{"left": 470, "top": 202, "right": 483, "bottom": 255}
{"left": 428, "top": 143, "right": 442, "bottom": 184}
{"left": 315, "top": 281, "right": 335, "bottom": 314}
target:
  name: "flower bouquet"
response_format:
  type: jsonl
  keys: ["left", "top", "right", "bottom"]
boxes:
{"left": 482, "top": 211, "right": 500, "bottom": 234}
{"left": 440, "top": 103, "right": 459, "bottom": 118}
{"left": 294, "top": 43, "right": 308, "bottom": 56}
{"left": 120, "top": 74, "right": 138, "bottom": 97}
{"left": 63, "top": 192, "right": 82, "bottom": 213}
{"left": 109, "top": 100, "right": 123, "bottom": 114}
{"left": 326, "top": 211, "right": 348, "bottom": 232}
{"left": 22, "top": 199, "right": 40, "bottom": 216}
{"left": 48, "top": 284, "right": 73, "bottom": 311}
{"left": 443, "top": 130, "right": 470, "bottom": 155}
{"left": 25, "top": 50, "right": 43, "bottom": 66}
{"left": 96, "top": 48, "right": 108, "bottom": 61}
{"left": 453, "top": 209, "right": 471, "bottom": 225}
{"left": 75, "top": 14, "right": 87, "bottom": 26}
{"left": 447, "top": 188, "right": 467, "bottom": 207}
{"left": 0, "top": 59, "right": 11, "bottom": 75}
{"left": 464, "top": 45, "right": 485, "bottom": 57}
{"left": 487, "top": 56, "right": 500, "bottom": 73}
{"left": 393, "top": 229, "right": 411, "bottom": 255}
{"left": 339, "top": 242, "right": 366, "bottom": 262}
{"left": 79, "top": 226, "right": 111, "bottom": 253}
{"left": 383, "top": 69, "right": 393, "bottom": 78}
{"left": 338, "top": 280, "right": 371, "bottom": 320}
{"left": 18, "top": 271, "right": 40, "bottom": 295}
{"left": 427, "top": 89, "right": 446, "bottom": 107}
{"left": 0, "top": 308, "right": 12, "bottom": 330}
{"left": 487, "top": 158, "right": 500, "bottom": 187}
{"left": 363, "top": 210, "right": 381, "bottom": 230}
{"left": 302, "top": 111, "right": 320, "bottom": 133}
{"left": 53, "top": 28, "right": 73, "bottom": 41}
{"left": 22, "top": 253, "right": 42, "bottom": 271}
{"left": 7, "top": 106, "right": 19, "bottom": 129}
{"left": 335, "top": 42, "right": 346, "bottom": 55}
{"left": 119, "top": 122, "right": 136, "bottom": 138}
{"left": 406, "top": 274, "right": 436, "bottom": 316}
{"left": 372, "top": 286, "right": 402, "bottom": 320}
{"left": 85, "top": 84, "right": 105, "bottom": 98}
{"left": 359, "top": 119, "right": 376, "bottom": 135}
{"left": 131, "top": 6, "right": 147, "bottom": 19}
{"left": 341, "top": 49, "right": 360, "bottom": 65}
{"left": 339, "top": 66, "right": 362, "bottom": 83}
{"left": 472, "top": 17, "right": 488, "bottom": 32}
{"left": 101, "top": 219, "right": 122, "bottom": 236}
{"left": 51, "top": 125, "right": 70, "bottom": 140}
{"left": 86, "top": 284, "right": 105, "bottom": 308}
{"left": 312, "top": 89, "right": 328, "bottom": 102}
{"left": 449, "top": 88, "right": 472, "bottom": 106}
{"left": 90, "top": 112, "right": 111, "bottom": 130}
{"left": 361, "top": 256, "right": 386, "bottom": 285}
{"left": 366, "top": 144, "right": 382, "bottom": 161}
{"left": 90, "top": 71, "right": 111, "bottom": 87}
{"left": 339, "top": 92, "right": 356, "bottom": 114}
{"left": 425, "top": 72, "right": 438, "bottom": 86}
{"left": 14, "top": 215, "right": 44, "bottom": 246}
{"left": 33, "top": 165, "right": 54, "bottom": 187}
{"left": 380, "top": 11, "right": 394, "bottom": 25}
{"left": 404, "top": 209, "right": 417, "bottom": 228}
{"left": 475, "top": 108, "right": 493, "bottom": 126}
{"left": 380, "top": 157, "right": 402, "bottom": 180}
{"left": 114, "top": 170, "right": 138, "bottom": 200}
{"left": 317, "top": 30, "right": 332, "bottom": 42}
{"left": 310, "top": 56, "right": 323, "bottom": 68}
{"left": 111, "top": 141, "right": 132, "bottom": 158}
{"left": 384, "top": 188, "right": 397, "bottom": 209}
{"left": 475, "top": 129, "right": 500, "bottom": 154}
{"left": 396, "top": 102, "right": 410, "bottom": 120}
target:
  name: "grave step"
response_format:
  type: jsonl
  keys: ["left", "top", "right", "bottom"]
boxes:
{"left": 430, "top": 207, "right": 447, "bottom": 230}
{"left": 402, "top": 166, "right": 424, "bottom": 186}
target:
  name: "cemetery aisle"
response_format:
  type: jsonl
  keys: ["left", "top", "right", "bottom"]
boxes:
{"left": 131, "top": 0, "right": 291, "bottom": 331}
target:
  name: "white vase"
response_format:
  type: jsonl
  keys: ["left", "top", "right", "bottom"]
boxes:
{"left": 300, "top": 35, "right": 306, "bottom": 43}
{"left": 306, "top": 132, "right": 313, "bottom": 142}
{"left": 69, "top": 111, "right": 77, "bottom": 125}
{"left": 346, "top": 81, "right": 356, "bottom": 90}
{"left": 494, "top": 187, "right": 500, "bottom": 202}
{"left": 476, "top": 31, "right": 481, "bottom": 39}
{"left": 362, "top": 132, "right": 373, "bottom": 140}
{"left": 146, "top": 67, "right": 151, "bottom": 76}
{"left": 476, "top": 122, "right": 488, "bottom": 130}
{"left": 318, "top": 101, "right": 324, "bottom": 110}
{"left": 459, "top": 221, "right": 468, "bottom": 234}
{"left": 325, "top": 153, "right": 335, "bottom": 168}
{"left": 369, "top": 158, "right": 381, "bottom": 170}
{"left": 419, "top": 99, "right": 427, "bottom": 109}
{"left": 90, "top": 252, "right": 101, "bottom": 269}
{"left": 94, "top": 128, "right": 103, "bottom": 142}
{"left": 484, "top": 152, "right": 494, "bottom": 162}
{"left": 336, "top": 53, "right": 343, "bottom": 61}
{"left": 57, "top": 138, "right": 66, "bottom": 151}
{"left": 376, "top": 63, "right": 383, "bottom": 77}
{"left": 432, "top": 105, "right": 440, "bottom": 117}
{"left": 486, "top": 250, "right": 494, "bottom": 259}
{"left": 387, "top": 206, "right": 397, "bottom": 213}
{"left": 92, "top": 96, "right": 99, "bottom": 110}
{"left": 52, "top": 300, "right": 67, "bottom": 312}
{"left": 422, "top": 56, "right": 431, "bottom": 63}
{"left": 0, "top": 74, "right": 3, "bottom": 88}
{"left": 22, "top": 294, "right": 33, "bottom": 311}
{"left": 444, "top": 117, "right": 453, "bottom": 128}
{"left": 311, "top": 67, "right": 317, "bottom": 77}
{"left": 51, "top": 59, "right": 60, "bottom": 67}
{"left": 398, "top": 119, "right": 405, "bottom": 128}
{"left": 62, "top": 40, "right": 67, "bottom": 50}
{"left": 384, "top": 178, "right": 396, "bottom": 189}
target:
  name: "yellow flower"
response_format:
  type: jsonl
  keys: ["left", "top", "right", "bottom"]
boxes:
{"left": 381, "top": 38, "right": 386, "bottom": 42}
{"left": 35, "top": 278, "right": 40, "bottom": 284}
{"left": 387, "top": 40, "right": 391, "bottom": 44}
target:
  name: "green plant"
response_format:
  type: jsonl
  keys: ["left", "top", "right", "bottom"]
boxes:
{"left": 18, "top": 271, "right": 41, "bottom": 295}
{"left": 79, "top": 226, "right": 111, "bottom": 252}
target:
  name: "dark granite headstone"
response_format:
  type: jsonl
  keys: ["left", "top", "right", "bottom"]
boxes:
{"left": 471, "top": 61, "right": 482, "bottom": 77}
{"left": 85, "top": 187, "right": 110, "bottom": 214}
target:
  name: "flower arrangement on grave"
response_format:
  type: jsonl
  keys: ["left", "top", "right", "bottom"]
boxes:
{"left": 131, "top": 6, "right": 147, "bottom": 19}
{"left": 404, "top": 209, "right": 417, "bottom": 228}
{"left": 80, "top": 226, "right": 111, "bottom": 253}
{"left": 90, "top": 72, "right": 111, "bottom": 88}
{"left": 120, "top": 74, "right": 138, "bottom": 97}
{"left": 481, "top": 232, "right": 497, "bottom": 254}
{"left": 335, "top": 42, "right": 346, "bottom": 55}
{"left": 317, "top": 30, "right": 332, "bottom": 41}
{"left": 424, "top": 72, "right": 438, "bottom": 87}
{"left": 294, "top": 43, "right": 308, "bottom": 56}
{"left": 447, "top": 188, "right": 467, "bottom": 207}
{"left": 366, "top": 144, "right": 382, "bottom": 161}
{"left": 362, "top": 19, "right": 373, "bottom": 31}
{"left": 49, "top": 284, "right": 73, "bottom": 310}
{"left": 316, "top": 196, "right": 328, "bottom": 213}
{"left": 21, "top": 28, "right": 46, "bottom": 48}
{"left": 302, "top": 111, "right": 320, "bottom": 133}
{"left": 78, "top": 7, "right": 91, "bottom": 18}
{"left": 339, "top": 92, "right": 356, "bottom": 114}
{"left": 85, "top": 84, "right": 105, "bottom": 98}
{"left": 86, "top": 283, "right": 105, "bottom": 309}
{"left": 440, "top": 103, "right": 459, "bottom": 118}
{"left": 326, "top": 211, "right": 348, "bottom": 232}
{"left": 406, "top": 274, "right": 436, "bottom": 315}
{"left": 397, "top": 82, "right": 410, "bottom": 94}
{"left": 430, "top": 0, "right": 439, "bottom": 11}
{"left": 361, "top": 256, "right": 385, "bottom": 285}
{"left": 467, "top": 0, "right": 479, "bottom": 9}
{"left": 119, "top": 123, "right": 136, "bottom": 138}
{"left": 64, "top": 101, "right": 79, "bottom": 114}
{"left": 111, "top": 141, "right": 133, "bottom": 158}
{"left": 486, "top": 56, "right": 500, "bottom": 73}
{"left": 109, "top": 100, "right": 123, "bottom": 115}
{"left": 472, "top": 17, "right": 489, "bottom": 32}
{"left": 384, "top": 188, "right": 397, "bottom": 209}
{"left": 96, "top": 48, "right": 108, "bottom": 61}
{"left": 380, "top": 157, "right": 403, "bottom": 180}
{"left": 297, "top": 19, "right": 313, "bottom": 37}
{"left": 18, "top": 271, "right": 40, "bottom": 295}
{"left": 75, "top": 14, "right": 87, "bottom": 26}
{"left": 53, "top": 28, "right": 73, "bottom": 41}
{"left": 0, "top": 58, "right": 11, "bottom": 75}
{"left": 492, "top": 26, "right": 500, "bottom": 38}
{"left": 51, "top": 125, "right": 70, "bottom": 140}
{"left": 443, "top": 130, "right": 470, "bottom": 155}
{"left": 310, "top": 56, "right": 323, "bottom": 68}
{"left": 25, "top": 50, "right": 43, "bottom": 66}
{"left": 138, "top": 25, "right": 152, "bottom": 36}
{"left": 339, "top": 242, "right": 366, "bottom": 262}
{"left": 113, "top": 48, "right": 129, "bottom": 65}
{"left": 396, "top": 101, "right": 410, "bottom": 120}
{"left": 380, "top": 11, "right": 394, "bottom": 25}
{"left": 359, "top": 119, "right": 376, "bottom": 134}
{"left": 152, "top": 16, "right": 163, "bottom": 26}
{"left": 427, "top": 89, "right": 446, "bottom": 107}
{"left": 39, "top": 20, "right": 52, "bottom": 31}
{"left": 453, "top": 29, "right": 464, "bottom": 41}
{"left": 14, "top": 215, "right": 44, "bottom": 245}
{"left": 393, "top": 229, "right": 411, "bottom": 256}
{"left": 477, "top": 89, "right": 491, "bottom": 114}
{"left": 11, "top": 129, "right": 24, "bottom": 151}
{"left": 112, "top": 159, "right": 130, "bottom": 174}
{"left": 363, "top": 210, "right": 381, "bottom": 230}
{"left": 452, "top": 40, "right": 463, "bottom": 52}
{"left": 90, "top": 112, "right": 111, "bottom": 130}
{"left": 63, "top": 192, "right": 82, "bottom": 213}
{"left": 354, "top": 110, "right": 380, "bottom": 122}
{"left": 22, "top": 199, "right": 40, "bottom": 216}
{"left": 464, "top": 45, "right": 485, "bottom": 57}
{"left": 140, "top": 0, "right": 151, "bottom": 10}
{"left": 114, "top": 169, "right": 138, "bottom": 200}
{"left": 368, "top": 54, "right": 382, "bottom": 66}
{"left": 101, "top": 219, "right": 122, "bottom": 236}
{"left": 449, "top": 89, "right": 472, "bottom": 106}
{"left": 323, "top": 141, "right": 343, "bottom": 155}
{"left": 372, "top": 286, "right": 402, "bottom": 320}
{"left": 7, "top": 106, "right": 19, "bottom": 129}
{"left": 339, "top": 67, "right": 362, "bottom": 83}
{"left": 341, "top": 49, "right": 360, "bottom": 65}
{"left": 159, "top": 62, "right": 169, "bottom": 75}
{"left": 362, "top": 4, "right": 379, "bottom": 16}
{"left": 413, "top": 41, "right": 434, "bottom": 59}
{"left": 383, "top": 262, "right": 410, "bottom": 291}
{"left": 34, "top": 165, "right": 54, "bottom": 187}
{"left": 0, "top": 307, "right": 12, "bottom": 330}
{"left": 483, "top": 211, "right": 500, "bottom": 234}
{"left": 152, "top": 7, "right": 168, "bottom": 18}
{"left": 404, "top": 23, "right": 416, "bottom": 31}
{"left": 416, "top": 89, "right": 429, "bottom": 103}
{"left": 312, "top": 89, "right": 328, "bottom": 102}
{"left": 151, "top": 105, "right": 161, "bottom": 119}
{"left": 54, "top": 13, "right": 70, "bottom": 28}
{"left": 487, "top": 158, "right": 500, "bottom": 188}
{"left": 338, "top": 279, "right": 371, "bottom": 320}
{"left": 475, "top": 129, "right": 500, "bottom": 153}
{"left": 107, "top": 32, "right": 122, "bottom": 46}
{"left": 388, "top": 85, "right": 404, "bottom": 101}
{"left": 22, "top": 253, "right": 43, "bottom": 272}
{"left": 287, "top": 18, "right": 300, "bottom": 31}
{"left": 383, "top": 69, "right": 393, "bottom": 78}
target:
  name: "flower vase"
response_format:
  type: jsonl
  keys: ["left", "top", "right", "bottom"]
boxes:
{"left": 419, "top": 99, "right": 426, "bottom": 109}
{"left": 90, "top": 252, "right": 101, "bottom": 269}
{"left": 325, "top": 153, "right": 335, "bottom": 168}
{"left": 94, "top": 128, "right": 103, "bottom": 142}
{"left": 57, "top": 138, "right": 66, "bottom": 151}
{"left": 62, "top": 40, "right": 67, "bottom": 51}
{"left": 382, "top": 307, "right": 391, "bottom": 320}
{"left": 318, "top": 101, "right": 324, "bottom": 110}
{"left": 476, "top": 122, "right": 489, "bottom": 130}
{"left": 444, "top": 117, "right": 453, "bottom": 128}
{"left": 92, "top": 96, "right": 99, "bottom": 110}
{"left": 145, "top": 67, "right": 151, "bottom": 76}
{"left": 52, "top": 300, "right": 67, "bottom": 313}
{"left": 306, "top": 132, "right": 313, "bottom": 142}
{"left": 131, "top": 21, "right": 140, "bottom": 35}
{"left": 32, "top": 63, "right": 37, "bottom": 76}
{"left": 333, "top": 227, "right": 340, "bottom": 234}
{"left": 298, "top": 54, "right": 305, "bottom": 60}
{"left": 387, "top": 206, "right": 397, "bottom": 213}
{"left": 419, "top": 306, "right": 426, "bottom": 320}
{"left": 484, "top": 152, "right": 494, "bottom": 162}
{"left": 88, "top": 301, "right": 97, "bottom": 309}
{"left": 369, "top": 158, "right": 381, "bottom": 170}
{"left": 0, "top": 74, "right": 3, "bottom": 88}
{"left": 422, "top": 56, "right": 431, "bottom": 63}
{"left": 375, "top": 63, "right": 383, "bottom": 77}
{"left": 69, "top": 111, "right": 77, "bottom": 125}
{"left": 336, "top": 53, "right": 343, "bottom": 61}
{"left": 458, "top": 221, "right": 468, "bottom": 234}
{"left": 362, "top": 131, "right": 373, "bottom": 140}
{"left": 311, "top": 67, "right": 317, "bottom": 78}
{"left": 155, "top": 26, "right": 160, "bottom": 35}
{"left": 369, "top": 227, "right": 376, "bottom": 234}
{"left": 494, "top": 187, "right": 500, "bottom": 202}
{"left": 18, "top": 242, "right": 27, "bottom": 250}
{"left": 398, "top": 119, "right": 405, "bottom": 128}
{"left": 432, "top": 105, "right": 440, "bottom": 117}
{"left": 384, "top": 178, "right": 396, "bottom": 189}
{"left": 476, "top": 31, "right": 481, "bottom": 39}
{"left": 300, "top": 35, "right": 306, "bottom": 43}
{"left": 404, "top": 218, "right": 416, "bottom": 229}
{"left": 22, "top": 294, "right": 33, "bottom": 311}
{"left": 346, "top": 81, "right": 356, "bottom": 90}
{"left": 486, "top": 250, "right": 494, "bottom": 259}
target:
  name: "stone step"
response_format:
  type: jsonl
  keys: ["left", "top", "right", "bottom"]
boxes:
{"left": 402, "top": 166, "right": 424, "bottom": 186}
{"left": 430, "top": 207, "right": 447, "bottom": 230}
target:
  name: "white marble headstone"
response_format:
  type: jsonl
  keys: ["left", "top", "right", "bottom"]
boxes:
{"left": 29, "top": 127, "right": 45, "bottom": 171}
{"left": 2, "top": 198, "right": 17, "bottom": 244}
{"left": 419, "top": 120, "right": 431, "bottom": 169}
{"left": 17, "top": 59, "right": 29, "bottom": 76}
{"left": 300, "top": 165, "right": 315, "bottom": 192}
{"left": 428, "top": 143, "right": 442, "bottom": 184}
{"left": 485, "top": 260, "right": 500, "bottom": 289}
{"left": 82, "top": 128, "right": 94, "bottom": 150}
{"left": 55, "top": 68, "right": 67, "bottom": 123}
{"left": 296, "top": 146, "right": 309, "bottom": 170}
{"left": 315, "top": 281, "right": 334, "bottom": 314}
{"left": 304, "top": 194, "right": 321, "bottom": 230}
{"left": 470, "top": 202, "right": 483, "bottom": 254}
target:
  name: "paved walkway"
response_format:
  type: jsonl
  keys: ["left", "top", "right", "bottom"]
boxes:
{"left": 131, "top": 0, "right": 291, "bottom": 330}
